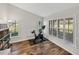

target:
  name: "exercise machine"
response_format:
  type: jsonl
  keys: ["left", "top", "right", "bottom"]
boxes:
{"left": 31, "top": 25, "right": 46, "bottom": 44}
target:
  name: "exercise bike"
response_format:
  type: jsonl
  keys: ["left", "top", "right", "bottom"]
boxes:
{"left": 31, "top": 25, "right": 46, "bottom": 44}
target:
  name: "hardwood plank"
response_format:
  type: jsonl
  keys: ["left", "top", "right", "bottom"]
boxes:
{"left": 10, "top": 40, "right": 71, "bottom": 55}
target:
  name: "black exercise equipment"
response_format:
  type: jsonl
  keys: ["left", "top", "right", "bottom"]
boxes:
{"left": 31, "top": 25, "right": 46, "bottom": 44}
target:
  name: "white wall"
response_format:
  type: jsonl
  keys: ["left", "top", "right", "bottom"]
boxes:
{"left": 7, "top": 4, "right": 43, "bottom": 43}
{"left": 0, "top": 4, "right": 43, "bottom": 43}
{"left": 0, "top": 4, "right": 7, "bottom": 22}
{"left": 44, "top": 6, "right": 79, "bottom": 40}
{"left": 44, "top": 6, "right": 79, "bottom": 54}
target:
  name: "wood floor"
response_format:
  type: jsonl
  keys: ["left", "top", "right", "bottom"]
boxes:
{"left": 10, "top": 40, "right": 71, "bottom": 55}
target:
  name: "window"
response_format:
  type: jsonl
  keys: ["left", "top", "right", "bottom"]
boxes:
{"left": 8, "top": 20, "right": 19, "bottom": 37}
{"left": 58, "top": 19, "right": 64, "bottom": 39}
{"left": 48, "top": 17, "right": 73, "bottom": 43}
{"left": 49, "top": 20, "right": 52, "bottom": 35}
{"left": 53, "top": 20, "right": 57, "bottom": 36}
{"left": 65, "top": 18, "right": 73, "bottom": 43}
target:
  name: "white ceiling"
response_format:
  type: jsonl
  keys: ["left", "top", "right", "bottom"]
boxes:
{"left": 11, "top": 3, "right": 79, "bottom": 17}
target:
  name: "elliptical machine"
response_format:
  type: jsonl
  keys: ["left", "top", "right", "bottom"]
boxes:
{"left": 31, "top": 25, "right": 45, "bottom": 44}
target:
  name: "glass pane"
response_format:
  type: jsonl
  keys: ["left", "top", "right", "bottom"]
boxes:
{"left": 8, "top": 21, "right": 19, "bottom": 37}
{"left": 65, "top": 18, "right": 73, "bottom": 43}
{"left": 49, "top": 20, "right": 50, "bottom": 34}
{"left": 65, "top": 20, "right": 68, "bottom": 30}
{"left": 53, "top": 20, "right": 57, "bottom": 36}
{"left": 49, "top": 20, "right": 52, "bottom": 35}
{"left": 58, "top": 19, "right": 64, "bottom": 39}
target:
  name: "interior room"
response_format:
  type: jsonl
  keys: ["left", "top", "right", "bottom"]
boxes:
{"left": 0, "top": 3, "right": 79, "bottom": 55}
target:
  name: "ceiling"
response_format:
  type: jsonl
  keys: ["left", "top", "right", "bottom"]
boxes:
{"left": 11, "top": 3, "right": 79, "bottom": 17}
